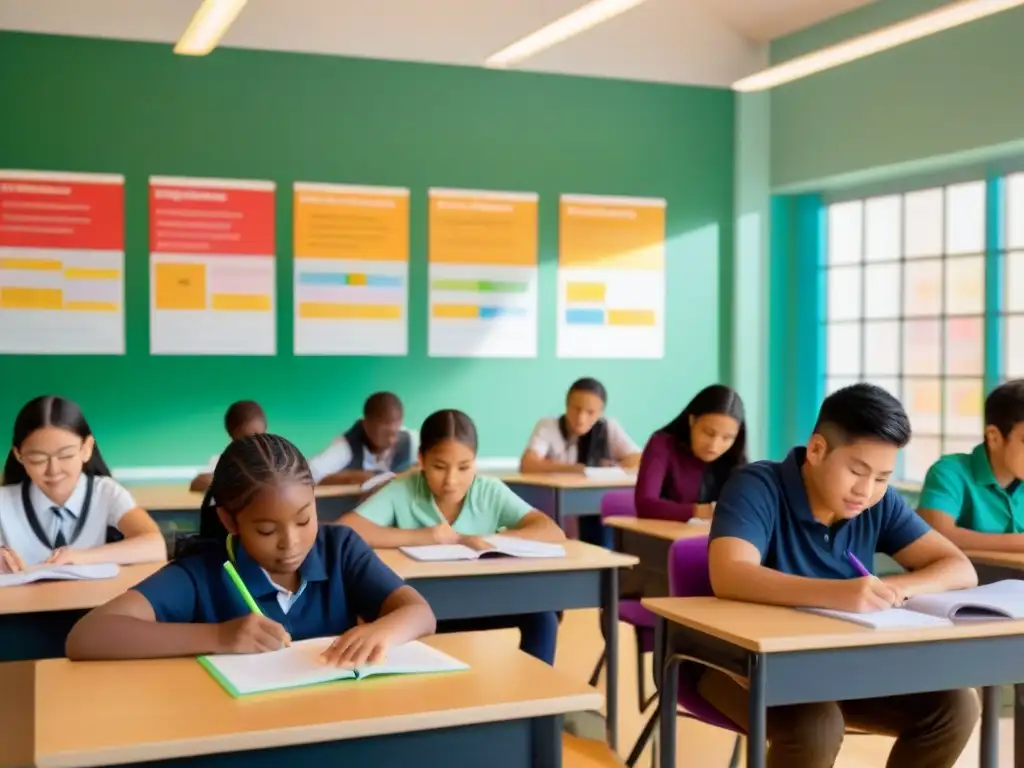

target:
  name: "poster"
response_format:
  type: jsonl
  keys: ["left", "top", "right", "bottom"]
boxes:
{"left": 427, "top": 188, "right": 538, "bottom": 358}
{"left": 293, "top": 182, "right": 408, "bottom": 355}
{"left": 149, "top": 176, "right": 276, "bottom": 355}
{"left": 0, "top": 170, "right": 125, "bottom": 354}
{"left": 557, "top": 194, "right": 665, "bottom": 359}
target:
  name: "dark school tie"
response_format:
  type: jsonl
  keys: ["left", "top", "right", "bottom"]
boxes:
{"left": 50, "top": 507, "right": 68, "bottom": 549}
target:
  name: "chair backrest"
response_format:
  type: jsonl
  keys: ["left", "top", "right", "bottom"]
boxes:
{"left": 600, "top": 488, "right": 636, "bottom": 521}
{"left": 667, "top": 535, "right": 712, "bottom": 598}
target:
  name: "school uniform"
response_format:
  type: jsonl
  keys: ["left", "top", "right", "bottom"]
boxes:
{"left": 355, "top": 472, "right": 559, "bottom": 664}
{"left": 634, "top": 431, "right": 730, "bottom": 522}
{"left": 308, "top": 422, "right": 418, "bottom": 484}
{"left": 700, "top": 448, "right": 978, "bottom": 768}
{"left": 0, "top": 474, "right": 136, "bottom": 566}
{"left": 134, "top": 525, "right": 405, "bottom": 639}
{"left": 919, "top": 444, "right": 1024, "bottom": 532}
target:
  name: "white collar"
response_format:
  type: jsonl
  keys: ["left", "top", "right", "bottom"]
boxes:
{"left": 29, "top": 474, "right": 87, "bottom": 518}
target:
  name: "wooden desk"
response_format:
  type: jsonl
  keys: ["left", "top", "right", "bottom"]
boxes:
{"left": 378, "top": 541, "right": 637, "bottom": 750}
{"left": 604, "top": 517, "right": 708, "bottom": 598}
{"left": 0, "top": 633, "right": 602, "bottom": 768}
{"left": 499, "top": 473, "right": 635, "bottom": 529}
{"left": 967, "top": 550, "right": 1024, "bottom": 587}
{"left": 643, "top": 596, "right": 1024, "bottom": 768}
{"left": 0, "top": 562, "right": 164, "bottom": 662}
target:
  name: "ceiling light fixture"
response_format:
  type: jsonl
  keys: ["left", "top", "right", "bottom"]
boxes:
{"left": 485, "top": 0, "right": 651, "bottom": 69}
{"left": 733, "top": 0, "right": 1024, "bottom": 92}
{"left": 174, "top": 0, "right": 249, "bottom": 56}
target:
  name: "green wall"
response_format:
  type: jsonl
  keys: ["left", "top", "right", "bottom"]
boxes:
{"left": 0, "top": 32, "right": 735, "bottom": 469}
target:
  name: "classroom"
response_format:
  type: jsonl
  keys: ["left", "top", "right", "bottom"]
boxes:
{"left": 1, "top": 1, "right": 1024, "bottom": 767}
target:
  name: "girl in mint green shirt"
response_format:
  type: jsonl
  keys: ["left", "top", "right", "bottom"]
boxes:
{"left": 340, "top": 409, "right": 565, "bottom": 663}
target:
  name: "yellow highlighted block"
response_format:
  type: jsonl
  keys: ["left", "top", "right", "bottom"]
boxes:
{"left": 0, "top": 287, "right": 63, "bottom": 309}
{"left": 348, "top": 273, "right": 367, "bottom": 286}
{"left": 155, "top": 263, "right": 206, "bottom": 310}
{"left": 211, "top": 293, "right": 272, "bottom": 312}
{"left": 0, "top": 258, "right": 62, "bottom": 271}
{"left": 294, "top": 189, "right": 409, "bottom": 261}
{"left": 566, "top": 282, "right": 606, "bottom": 303}
{"left": 64, "top": 301, "right": 119, "bottom": 312}
{"left": 299, "top": 302, "right": 401, "bottom": 320}
{"left": 607, "top": 309, "right": 656, "bottom": 327}
{"left": 432, "top": 304, "right": 479, "bottom": 319}
{"left": 65, "top": 268, "right": 120, "bottom": 280}
{"left": 559, "top": 199, "right": 665, "bottom": 270}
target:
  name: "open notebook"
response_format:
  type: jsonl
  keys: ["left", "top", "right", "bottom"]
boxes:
{"left": 804, "top": 580, "right": 1024, "bottom": 629}
{"left": 198, "top": 638, "right": 470, "bottom": 697}
{"left": 399, "top": 535, "right": 566, "bottom": 562}
{"left": 0, "top": 562, "right": 119, "bottom": 588}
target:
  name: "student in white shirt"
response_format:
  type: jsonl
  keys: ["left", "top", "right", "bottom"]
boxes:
{"left": 308, "top": 392, "right": 418, "bottom": 486}
{"left": 190, "top": 400, "right": 267, "bottom": 492}
{"left": 0, "top": 396, "right": 166, "bottom": 572}
{"left": 520, "top": 377, "right": 641, "bottom": 546}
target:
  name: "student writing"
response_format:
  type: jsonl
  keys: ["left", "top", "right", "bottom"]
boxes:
{"left": 339, "top": 409, "right": 565, "bottom": 664}
{"left": 918, "top": 379, "right": 1024, "bottom": 552}
{"left": 0, "top": 396, "right": 165, "bottom": 573}
{"left": 703, "top": 384, "right": 978, "bottom": 768}
{"left": 308, "top": 392, "right": 418, "bottom": 486}
{"left": 65, "top": 433, "right": 436, "bottom": 664}
{"left": 190, "top": 400, "right": 267, "bottom": 492}
{"left": 635, "top": 384, "right": 746, "bottom": 522}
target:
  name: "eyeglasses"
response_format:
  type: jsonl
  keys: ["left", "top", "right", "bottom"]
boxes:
{"left": 19, "top": 446, "right": 83, "bottom": 468}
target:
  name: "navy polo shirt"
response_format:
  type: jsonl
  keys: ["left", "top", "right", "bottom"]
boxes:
{"left": 709, "top": 448, "right": 930, "bottom": 578}
{"left": 134, "top": 525, "right": 404, "bottom": 640}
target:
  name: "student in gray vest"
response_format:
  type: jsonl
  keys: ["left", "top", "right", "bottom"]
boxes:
{"left": 308, "top": 392, "right": 417, "bottom": 486}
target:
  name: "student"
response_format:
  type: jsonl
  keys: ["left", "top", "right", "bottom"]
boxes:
{"left": 918, "top": 379, "right": 1024, "bottom": 552}
{"left": 520, "top": 377, "right": 641, "bottom": 545}
{"left": 65, "top": 433, "right": 436, "bottom": 663}
{"left": 190, "top": 400, "right": 267, "bottom": 492}
{"left": 308, "top": 392, "right": 417, "bottom": 487}
{"left": 702, "top": 383, "right": 978, "bottom": 768}
{"left": 339, "top": 409, "right": 566, "bottom": 664}
{"left": 0, "top": 396, "right": 166, "bottom": 573}
{"left": 635, "top": 384, "right": 747, "bottom": 522}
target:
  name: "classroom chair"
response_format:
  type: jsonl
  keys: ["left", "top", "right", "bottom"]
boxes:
{"left": 588, "top": 489, "right": 657, "bottom": 713}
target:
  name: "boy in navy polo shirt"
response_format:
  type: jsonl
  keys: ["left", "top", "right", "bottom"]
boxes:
{"left": 703, "top": 384, "right": 978, "bottom": 768}
{"left": 65, "top": 434, "right": 436, "bottom": 666}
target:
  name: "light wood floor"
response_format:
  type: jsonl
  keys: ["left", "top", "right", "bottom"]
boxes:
{"left": 480, "top": 608, "right": 1015, "bottom": 767}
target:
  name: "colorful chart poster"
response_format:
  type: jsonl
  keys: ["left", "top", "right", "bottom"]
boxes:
{"left": 149, "top": 176, "right": 276, "bottom": 355}
{"left": 557, "top": 194, "right": 666, "bottom": 359}
{"left": 0, "top": 170, "right": 125, "bottom": 354}
{"left": 427, "top": 188, "right": 538, "bottom": 358}
{"left": 293, "top": 183, "right": 408, "bottom": 356}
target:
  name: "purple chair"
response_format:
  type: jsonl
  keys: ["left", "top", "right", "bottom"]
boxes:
{"left": 588, "top": 489, "right": 658, "bottom": 713}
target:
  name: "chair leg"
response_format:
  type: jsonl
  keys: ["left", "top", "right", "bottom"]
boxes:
{"left": 727, "top": 734, "right": 742, "bottom": 768}
{"left": 588, "top": 649, "right": 606, "bottom": 687}
{"left": 635, "top": 630, "right": 647, "bottom": 712}
{"left": 626, "top": 706, "right": 660, "bottom": 768}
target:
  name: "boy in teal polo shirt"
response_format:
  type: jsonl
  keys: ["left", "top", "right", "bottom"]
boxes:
{"left": 918, "top": 379, "right": 1024, "bottom": 550}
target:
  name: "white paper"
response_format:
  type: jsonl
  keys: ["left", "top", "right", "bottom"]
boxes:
{"left": 802, "top": 607, "right": 953, "bottom": 629}
{"left": 907, "top": 580, "right": 1024, "bottom": 621}
{"left": 399, "top": 535, "right": 566, "bottom": 562}
{"left": 583, "top": 466, "right": 632, "bottom": 481}
{"left": 0, "top": 562, "right": 119, "bottom": 588}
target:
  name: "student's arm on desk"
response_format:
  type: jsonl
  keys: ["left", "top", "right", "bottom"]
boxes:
{"left": 519, "top": 450, "right": 584, "bottom": 475}
{"left": 338, "top": 481, "right": 454, "bottom": 547}
{"left": 489, "top": 479, "right": 566, "bottom": 543}
{"left": 190, "top": 473, "right": 212, "bottom": 492}
{"left": 635, "top": 436, "right": 696, "bottom": 522}
{"left": 51, "top": 507, "right": 166, "bottom": 566}
{"left": 321, "top": 469, "right": 376, "bottom": 486}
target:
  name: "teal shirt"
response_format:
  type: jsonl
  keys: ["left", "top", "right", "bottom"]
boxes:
{"left": 919, "top": 444, "right": 1024, "bottom": 533}
{"left": 355, "top": 472, "right": 534, "bottom": 535}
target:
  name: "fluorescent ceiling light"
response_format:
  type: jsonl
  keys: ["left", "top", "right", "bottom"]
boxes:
{"left": 485, "top": 0, "right": 651, "bottom": 69}
{"left": 174, "top": 0, "right": 248, "bottom": 56}
{"left": 733, "top": 0, "right": 1024, "bottom": 92}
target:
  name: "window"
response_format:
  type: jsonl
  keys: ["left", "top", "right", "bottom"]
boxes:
{"left": 1006, "top": 173, "right": 1024, "bottom": 379}
{"left": 823, "top": 182, "right": 986, "bottom": 482}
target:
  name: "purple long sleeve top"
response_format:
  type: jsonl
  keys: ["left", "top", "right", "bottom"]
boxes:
{"left": 634, "top": 431, "right": 710, "bottom": 522}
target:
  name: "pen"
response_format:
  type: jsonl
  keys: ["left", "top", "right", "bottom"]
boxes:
{"left": 223, "top": 561, "right": 264, "bottom": 616}
{"left": 845, "top": 550, "right": 873, "bottom": 579}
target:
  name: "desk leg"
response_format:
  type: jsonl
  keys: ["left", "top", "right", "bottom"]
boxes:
{"left": 555, "top": 489, "right": 565, "bottom": 529}
{"left": 1015, "top": 683, "right": 1024, "bottom": 768}
{"left": 747, "top": 654, "right": 766, "bottom": 768}
{"left": 603, "top": 566, "right": 620, "bottom": 751}
{"left": 980, "top": 686, "right": 1000, "bottom": 768}
{"left": 533, "top": 714, "right": 564, "bottom": 768}
{"left": 657, "top": 618, "right": 678, "bottom": 768}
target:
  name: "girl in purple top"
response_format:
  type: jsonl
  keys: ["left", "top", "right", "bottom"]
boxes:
{"left": 635, "top": 385, "right": 747, "bottom": 522}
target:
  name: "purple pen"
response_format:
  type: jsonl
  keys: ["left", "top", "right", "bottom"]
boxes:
{"left": 845, "top": 550, "right": 873, "bottom": 578}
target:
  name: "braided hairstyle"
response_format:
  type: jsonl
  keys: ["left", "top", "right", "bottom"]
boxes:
{"left": 198, "top": 433, "right": 313, "bottom": 541}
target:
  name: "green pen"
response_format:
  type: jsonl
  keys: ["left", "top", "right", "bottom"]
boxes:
{"left": 223, "top": 561, "right": 264, "bottom": 616}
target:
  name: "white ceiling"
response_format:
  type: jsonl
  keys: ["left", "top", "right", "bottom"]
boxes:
{"left": 0, "top": 0, "right": 875, "bottom": 87}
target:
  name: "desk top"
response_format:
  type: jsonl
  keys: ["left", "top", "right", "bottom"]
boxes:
{"left": 0, "top": 633, "right": 602, "bottom": 768}
{"left": 378, "top": 539, "right": 637, "bottom": 579}
{"left": 642, "top": 596, "right": 1024, "bottom": 654}
{"left": 130, "top": 484, "right": 363, "bottom": 512}
{"left": 0, "top": 562, "right": 165, "bottom": 617}
{"left": 603, "top": 516, "right": 710, "bottom": 541}
{"left": 967, "top": 550, "right": 1024, "bottom": 569}
{"left": 498, "top": 472, "right": 636, "bottom": 490}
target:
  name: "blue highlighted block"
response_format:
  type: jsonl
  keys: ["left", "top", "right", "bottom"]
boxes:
{"left": 298, "top": 272, "right": 348, "bottom": 286}
{"left": 365, "top": 275, "right": 403, "bottom": 288}
{"left": 565, "top": 308, "right": 605, "bottom": 325}
{"left": 479, "top": 306, "right": 527, "bottom": 319}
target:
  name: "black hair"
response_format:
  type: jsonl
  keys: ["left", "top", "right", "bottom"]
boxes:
{"left": 660, "top": 384, "right": 748, "bottom": 471}
{"left": 567, "top": 377, "right": 607, "bottom": 405}
{"left": 3, "top": 395, "right": 112, "bottom": 485}
{"left": 563, "top": 377, "right": 610, "bottom": 466}
{"left": 364, "top": 391, "right": 403, "bottom": 420}
{"left": 984, "top": 379, "right": 1024, "bottom": 437}
{"left": 198, "top": 433, "right": 313, "bottom": 540}
{"left": 224, "top": 400, "right": 266, "bottom": 436}
{"left": 813, "top": 383, "right": 912, "bottom": 449}
{"left": 418, "top": 409, "right": 478, "bottom": 456}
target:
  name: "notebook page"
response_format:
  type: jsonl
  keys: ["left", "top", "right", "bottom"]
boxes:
{"left": 398, "top": 544, "right": 479, "bottom": 562}
{"left": 200, "top": 637, "right": 354, "bottom": 696}
{"left": 0, "top": 562, "right": 120, "bottom": 588}
{"left": 802, "top": 607, "right": 953, "bottom": 629}
{"left": 907, "top": 580, "right": 1024, "bottom": 621}
{"left": 583, "top": 467, "right": 632, "bottom": 481}
{"left": 485, "top": 535, "right": 566, "bottom": 558}
{"left": 358, "top": 640, "right": 470, "bottom": 678}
